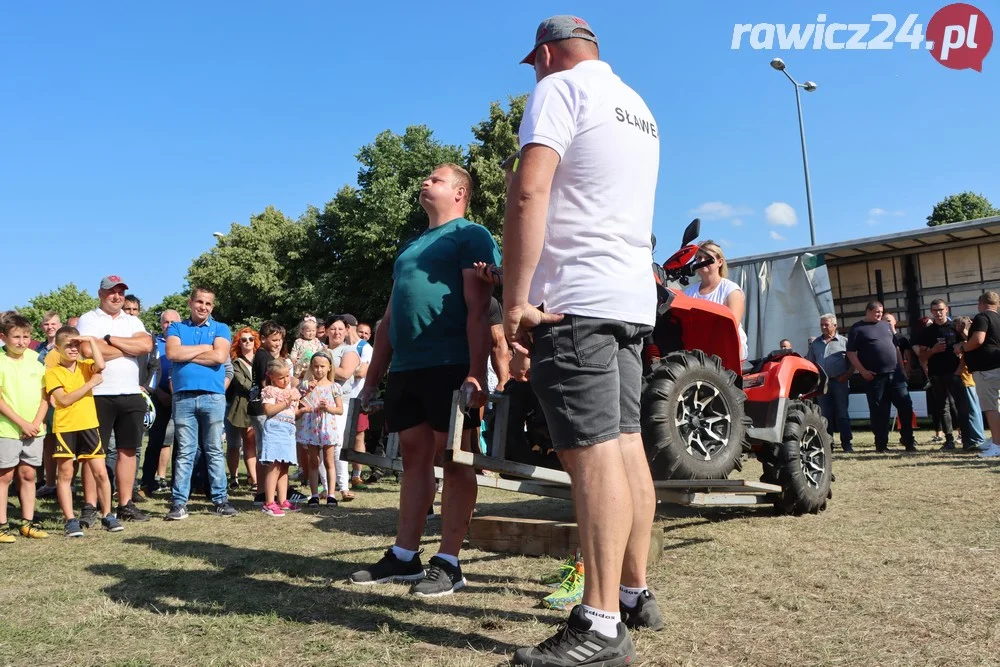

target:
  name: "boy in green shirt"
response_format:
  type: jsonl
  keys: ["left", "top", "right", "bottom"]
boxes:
{"left": 0, "top": 315, "right": 49, "bottom": 542}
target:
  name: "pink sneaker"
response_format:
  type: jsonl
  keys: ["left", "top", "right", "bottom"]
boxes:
{"left": 262, "top": 501, "right": 285, "bottom": 517}
{"left": 280, "top": 500, "right": 300, "bottom": 512}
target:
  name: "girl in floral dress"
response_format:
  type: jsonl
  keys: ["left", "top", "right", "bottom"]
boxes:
{"left": 296, "top": 351, "right": 344, "bottom": 506}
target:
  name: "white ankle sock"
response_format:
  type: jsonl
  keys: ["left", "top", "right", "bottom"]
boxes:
{"left": 391, "top": 545, "right": 417, "bottom": 562}
{"left": 619, "top": 584, "right": 646, "bottom": 608}
{"left": 434, "top": 552, "right": 459, "bottom": 567}
{"left": 581, "top": 605, "right": 621, "bottom": 638}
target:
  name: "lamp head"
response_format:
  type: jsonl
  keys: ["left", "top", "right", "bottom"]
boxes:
{"left": 770, "top": 57, "right": 786, "bottom": 71}
{"left": 803, "top": 81, "right": 818, "bottom": 92}
{"left": 213, "top": 232, "right": 225, "bottom": 239}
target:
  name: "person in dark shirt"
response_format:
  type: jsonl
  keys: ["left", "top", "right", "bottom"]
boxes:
{"left": 915, "top": 299, "right": 966, "bottom": 450}
{"left": 882, "top": 313, "right": 916, "bottom": 451}
{"left": 956, "top": 291, "right": 1000, "bottom": 457}
{"left": 847, "top": 301, "right": 909, "bottom": 453}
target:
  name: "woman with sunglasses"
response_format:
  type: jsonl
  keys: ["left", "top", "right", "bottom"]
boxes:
{"left": 226, "top": 327, "right": 260, "bottom": 492}
{"left": 683, "top": 240, "right": 749, "bottom": 361}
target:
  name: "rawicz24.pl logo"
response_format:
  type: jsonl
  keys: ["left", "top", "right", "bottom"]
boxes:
{"left": 731, "top": 3, "right": 993, "bottom": 71}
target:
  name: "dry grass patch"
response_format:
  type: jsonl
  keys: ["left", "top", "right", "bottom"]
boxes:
{"left": 1, "top": 430, "right": 999, "bottom": 666}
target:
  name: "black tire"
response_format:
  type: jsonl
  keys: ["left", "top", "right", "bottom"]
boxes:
{"left": 641, "top": 350, "right": 750, "bottom": 480}
{"left": 759, "top": 400, "right": 834, "bottom": 515}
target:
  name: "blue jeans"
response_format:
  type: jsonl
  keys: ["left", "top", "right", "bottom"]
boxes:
{"left": 818, "top": 379, "right": 852, "bottom": 447}
{"left": 964, "top": 385, "right": 986, "bottom": 447}
{"left": 171, "top": 391, "right": 229, "bottom": 506}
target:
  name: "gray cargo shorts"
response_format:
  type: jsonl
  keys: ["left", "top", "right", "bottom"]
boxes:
{"left": 530, "top": 316, "right": 652, "bottom": 450}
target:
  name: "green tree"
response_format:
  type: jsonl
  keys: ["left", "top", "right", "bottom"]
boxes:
{"left": 186, "top": 206, "right": 317, "bottom": 331}
{"left": 467, "top": 95, "right": 526, "bottom": 243}
{"left": 926, "top": 191, "right": 1000, "bottom": 226}
{"left": 140, "top": 292, "right": 191, "bottom": 334}
{"left": 312, "top": 126, "right": 464, "bottom": 323}
{"left": 15, "top": 284, "right": 98, "bottom": 339}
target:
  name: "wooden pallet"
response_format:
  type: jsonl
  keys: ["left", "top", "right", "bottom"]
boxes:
{"left": 468, "top": 515, "right": 664, "bottom": 562}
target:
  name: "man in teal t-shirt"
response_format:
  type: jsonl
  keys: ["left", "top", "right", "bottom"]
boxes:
{"left": 352, "top": 163, "right": 499, "bottom": 598}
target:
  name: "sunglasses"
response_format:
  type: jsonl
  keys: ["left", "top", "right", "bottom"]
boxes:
{"left": 239, "top": 337, "right": 255, "bottom": 343}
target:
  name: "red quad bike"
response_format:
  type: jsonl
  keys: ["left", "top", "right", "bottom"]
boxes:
{"left": 641, "top": 218, "right": 834, "bottom": 515}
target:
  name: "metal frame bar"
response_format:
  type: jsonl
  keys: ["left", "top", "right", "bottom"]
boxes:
{"left": 341, "top": 393, "right": 782, "bottom": 507}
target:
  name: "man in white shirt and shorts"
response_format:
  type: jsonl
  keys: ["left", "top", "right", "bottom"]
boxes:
{"left": 79, "top": 275, "right": 153, "bottom": 524}
{"left": 504, "top": 16, "right": 663, "bottom": 666}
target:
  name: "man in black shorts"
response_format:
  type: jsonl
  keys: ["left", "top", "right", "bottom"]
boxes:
{"left": 350, "top": 163, "right": 499, "bottom": 597}
{"left": 78, "top": 276, "right": 153, "bottom": 523}
{"left": 505, "top": 16, "right": 663, "bottom": 666}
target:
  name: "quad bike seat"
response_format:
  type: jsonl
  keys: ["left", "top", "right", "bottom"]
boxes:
{"left": 743, "top": 349, "right": 798, "bottom": 376}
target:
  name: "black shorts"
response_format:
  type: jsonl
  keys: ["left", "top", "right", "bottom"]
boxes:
{"left": 530, "top": 316, "right": 652, "bottom": 451}
{"left": 384, "top": 364, "right": 481, "bottom": 434}
{"left": 95, "top": 394, "right": 146, "bottom": 452}
{"left": 54, "top": 428, "right": 105, "bottom": 460}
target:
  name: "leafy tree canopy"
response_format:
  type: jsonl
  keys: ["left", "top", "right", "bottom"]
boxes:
{"left": 926, "top": 191, "right": 1000, "bottom": 226}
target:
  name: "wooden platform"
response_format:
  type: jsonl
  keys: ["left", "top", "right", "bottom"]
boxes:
{"left": 468, "top": 515, "right": 664, "bottom": 562}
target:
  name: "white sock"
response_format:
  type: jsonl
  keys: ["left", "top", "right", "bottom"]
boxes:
{"left": 391, "top": 545, "right": 417, "bottom": 562}
{"left": 581, "top": 605, "right": 621, "bottom": 639}
{"left": 434, "top": 552, "right": 459, "bottom": 568}
{"left": 619, "top": 584, "right": 646, "bottom": 608}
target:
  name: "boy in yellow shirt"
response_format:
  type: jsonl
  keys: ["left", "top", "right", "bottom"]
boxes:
{"left": 0, "top": 315, "right": 49, "bottom": 542}
{"left": 44, "top": 326, "right": 123, "bottom": 536}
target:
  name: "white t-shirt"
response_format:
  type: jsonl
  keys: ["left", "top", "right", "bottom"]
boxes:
{"left": 350, "top": 343, "right": 374, "bottom": 399}
{"left": 77, "top": 308, "right": 148, "bottom": 395}
{"left": 328, "top": 343, "right": 361, "bottom": 395}
{"left": 683, "top": 279, "right": 749, "bottom": 360}
{"left": 519, "top": 59, "right": 659, "bottom": 326}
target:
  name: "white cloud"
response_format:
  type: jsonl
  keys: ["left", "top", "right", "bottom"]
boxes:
{"left": 769, "top": 230, "right": 785, "bottom": 241}
{"left": 765, "top": 202, "right": 798, "bottom": 227}
{"left": 690, "top": 202, "right": 752, "bottom": 221}
{"left": 731, "top": 218, "right": 744, "bottom": 227}
{"left": 868, "top": 207, "right": 888, "bottom": 217}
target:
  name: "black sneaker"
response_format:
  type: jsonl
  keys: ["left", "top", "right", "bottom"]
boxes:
{"left": 117, "top": 501, "right": 150, "bottom": 522}
{"left": 79, "top": 503, "right": 99, "bottom": 529}
{"left": 513, "top": 605, "right": 636, "bottom": 667}
{"left": 841, "top": 444, "right": 855, "bottom": 453}
{"left": 348, "top": 548, "right": 425, "bottom": 585}
{"left": 620, "top": 590, "right": 664, "bottom": 631}
{"left": 213, "top": 502, "right": 238, "bottom": 517}
{"left": 411, "top": 556, "right": 466, "bottom": 598}
{"left": 228, "top": 477, "right": 240, "bottom": 491}
{"left": 288, "top": 488, "right": 308, "bottom": 503}
{"left": 164, "top": 503, "right": 189, "bottom": 521}
{"left": 307, "top": 496, "right": 320, "bottom": 507}
{"left": 64, "top": 518, "right": 84, "bottom": 538}
{"left": 102, "top": 515, "right": 125, "bottom": 532}
{"left": 253, "top": 492, "right": 265, "bottom": 507}
{"left": 327, "top": 496, "right": 338, "bottom": 507}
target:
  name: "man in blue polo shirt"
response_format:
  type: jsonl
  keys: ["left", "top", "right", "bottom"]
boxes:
{"left": 163, "top": 287, "right": 237, "bottom": 520}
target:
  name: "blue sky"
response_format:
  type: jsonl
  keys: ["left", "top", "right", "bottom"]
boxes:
{"left": 3, "top": 1, "right": 997, "bottom": 310}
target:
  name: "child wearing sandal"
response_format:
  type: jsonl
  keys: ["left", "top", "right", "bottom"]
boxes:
{"left": 295, "top": 351, "right": 344, "bottom": 506}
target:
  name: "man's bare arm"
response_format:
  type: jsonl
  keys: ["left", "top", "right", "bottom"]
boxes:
{"left": 463, "top": 269, "right": 494, "bottom": 384}
{"left": 502, "top": 144, "right": 560, "bottom": 311}
{"left": 165, "top": 336, "right": 213, "bottom": 362}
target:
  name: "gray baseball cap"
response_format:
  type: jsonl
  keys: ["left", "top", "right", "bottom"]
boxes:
{"left": 99, "top": 274, "right": 128, "bottom": 290}
{"left": 521, "top": 15, "right": 598, "bottom": 65}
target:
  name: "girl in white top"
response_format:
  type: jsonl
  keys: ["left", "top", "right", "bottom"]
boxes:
{"left": 682, "top": 240, "right": 749, "bottom": 361}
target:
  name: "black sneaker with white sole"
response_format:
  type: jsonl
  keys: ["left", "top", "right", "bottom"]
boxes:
{"left": 619, "top": 590, "right": 664, "bottom": 631}
{"left": 411, "top": 556, "right": 466, "bottom": 598}
{"left": 348, "top": 548, "right": 425, "bottom": 585}
{"left": 79, "top": 503, "right": 99, "bottom": 529}
{"left": 213, "top": 502, "right": 238, "bottom": 517}
{"left": 164, "top": 503, "right": 189, "bottom": 521}
{"left": 513, "top": 605, "right": 636, "bottom": 667}
{"left": 117, "top": 500, "right": 150, "bottom": 522}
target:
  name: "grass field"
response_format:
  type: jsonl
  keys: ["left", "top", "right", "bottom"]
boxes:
{"left": 2, "top": 429, "right": 999, "bottom": 667}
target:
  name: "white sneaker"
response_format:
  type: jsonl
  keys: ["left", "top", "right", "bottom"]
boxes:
{"left": 978, "top": 443, "right": 1000, "bottom": 458}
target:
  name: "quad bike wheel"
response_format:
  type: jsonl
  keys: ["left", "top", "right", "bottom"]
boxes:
{"left": 759, "top": 400, "right": 834, "bottom": 515}
{"left": 641, "top": 350, "right": 750, "bottom": 480}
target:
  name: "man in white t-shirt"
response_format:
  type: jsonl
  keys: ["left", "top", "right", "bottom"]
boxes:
{"left": 78, "top": 275, "right": 153, "bottom": 524}
{"left": 503, "top": 16, "right": 661, "bottom": 667}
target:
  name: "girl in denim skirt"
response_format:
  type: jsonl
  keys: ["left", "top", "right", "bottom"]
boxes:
{"left": 260, "top": 360, "right": 301, "bottom": 517}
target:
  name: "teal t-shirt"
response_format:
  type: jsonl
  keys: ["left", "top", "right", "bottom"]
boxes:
{"left": 389, "top": 218, "right": 501, "bottom": 372}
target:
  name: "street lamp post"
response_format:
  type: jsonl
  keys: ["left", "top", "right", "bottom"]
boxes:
{"left": 770, "top": 57, "right": 818, "bottom": 246}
